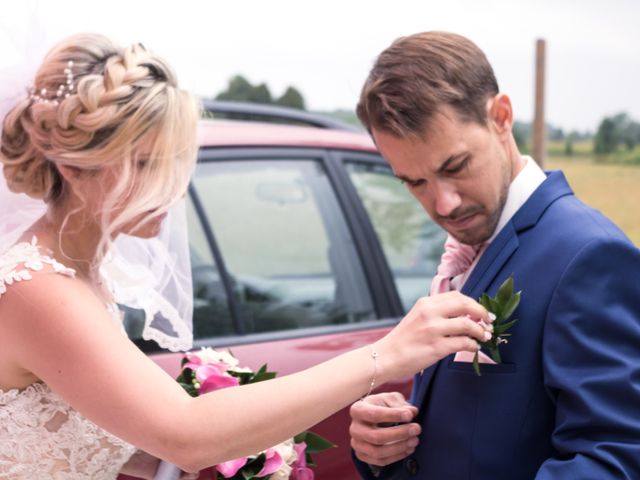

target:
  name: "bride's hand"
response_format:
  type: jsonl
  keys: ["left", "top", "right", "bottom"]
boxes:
{"left": 375, "top": 291, "right": 492, "bottom": 380}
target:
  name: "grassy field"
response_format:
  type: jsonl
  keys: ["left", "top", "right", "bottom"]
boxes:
{"left": 545, "top": 154, "right": 640, "bottom": 245}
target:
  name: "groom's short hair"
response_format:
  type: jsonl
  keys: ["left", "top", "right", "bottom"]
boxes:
{"left": 357, "top": 31, "right": 499, "bottom": 137}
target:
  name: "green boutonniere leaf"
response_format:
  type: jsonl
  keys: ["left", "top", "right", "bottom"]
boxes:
{"left": 473, "top": 275, "right": 521, "bottom": 376}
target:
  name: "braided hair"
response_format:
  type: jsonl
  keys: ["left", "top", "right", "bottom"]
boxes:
{"left": 0, "top": 33, "right": 198, "bottom": 258}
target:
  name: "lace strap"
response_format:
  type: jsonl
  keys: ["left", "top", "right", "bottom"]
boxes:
{"left": 0, "top": 236, "right": 76, "bottom": 298}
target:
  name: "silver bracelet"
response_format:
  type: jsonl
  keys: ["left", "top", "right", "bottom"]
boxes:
{"left": 361, "top": 345, "right": 379, "bottom": 400}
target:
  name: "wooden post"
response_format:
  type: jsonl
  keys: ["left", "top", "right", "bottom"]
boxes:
{"left": 533, "top": 39, "right": 546, "bottom": 168}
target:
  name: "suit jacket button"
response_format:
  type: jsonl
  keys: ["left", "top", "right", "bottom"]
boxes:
{"left": 405, "top": 457, "right": 419, "bottom": 475}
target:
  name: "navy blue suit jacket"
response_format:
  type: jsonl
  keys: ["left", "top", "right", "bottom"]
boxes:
{"left": 355, "top": 171, "right": 640, "bottom": 479}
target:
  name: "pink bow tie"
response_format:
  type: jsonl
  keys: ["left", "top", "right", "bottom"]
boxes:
{"left": 430, "top": 235, "right": 483, "bottom": 296}
{"left": 429, "top": 235, "right": 495, "bottom": 365}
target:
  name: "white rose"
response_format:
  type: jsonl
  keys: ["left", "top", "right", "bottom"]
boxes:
{"left": 196, "top": 348, "right": 240, "bottom": 368}
{"left": 270, "top": 462, "right": 292, "bottom": 480}
{"left": 273, "top": 438, "right": 297, "bottom": 465}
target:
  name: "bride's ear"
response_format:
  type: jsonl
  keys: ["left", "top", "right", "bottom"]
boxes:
{"left": 56, "top": 164, "right": 83, "bottom": 184}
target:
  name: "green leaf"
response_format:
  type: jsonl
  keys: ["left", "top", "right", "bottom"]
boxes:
{"left": 496, "top": 276, "right": 514, "bottom": 305}
{"left": 475, "top": 274, "right": 521, "bottom": 370}
{"left": 239, "top": 454, "right": 265, "bottom": 479}
{"left": 177, "top": 382, "right": 199, "bottom": 397}
{"left": 295, "top": 431, "right": 336, "bottom": 453}
{"left": 493, "top": 318, "right": 519, "bottom": 336}
{"left": 473, "top": 351, "right": 481, "bottom": 376}
{"left": 175, "top": 367, "right": 194, "bottom": 385}
{"left": 479, "top": 293, "right": 493, "bottom": 311}
{"left": 499, "top": 291, "right": 521, "bottom": 322}
{"left": 489, "top": 347, "right": 502, "bottom": 363}
{"left": 248, "top": 365, "right": 278, "bottom": 384}
{"left": 252, "top": 372, "right": 277, "bottom": 383}
{"left": 488, "top": 297, "right": 501, "bottom": 317}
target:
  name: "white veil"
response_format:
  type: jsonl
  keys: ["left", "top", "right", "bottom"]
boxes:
{"left": 0, "top": 3, "right": 194, "bottom": 352}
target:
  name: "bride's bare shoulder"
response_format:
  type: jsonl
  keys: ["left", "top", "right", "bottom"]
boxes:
{"left": 0, "top": 236, "right": 103, "bottom": 331}
{"left": 0, "top": 239, "right": 108, "bottom": 384}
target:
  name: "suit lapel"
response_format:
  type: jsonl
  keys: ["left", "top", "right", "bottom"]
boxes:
{"left": 462, "top": 170, "right": 573, "bottom": 299}
{"left": 462, "top": 223, "right": 519, "bottom": 299}
{"left": 412, "top": 171, "right": 574, "bottom": 408}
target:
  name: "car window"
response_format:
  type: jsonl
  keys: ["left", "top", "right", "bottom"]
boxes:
{"left": 186, "top": 196, "right": 235, "bottom": 339}
{"left": 345, "top": 162, "right": 446, "bottom": 312}
{"left": 191, "top": 158, "right": 375, "bottom": 336}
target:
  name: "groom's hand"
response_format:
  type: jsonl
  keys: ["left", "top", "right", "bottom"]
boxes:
{"left": 350, "top": 392, "right": 421, "bottom": 467}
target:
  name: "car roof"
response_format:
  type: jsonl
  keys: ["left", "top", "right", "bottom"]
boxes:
{"left": 198, "top": 119, "right": 378, "bottom": 153}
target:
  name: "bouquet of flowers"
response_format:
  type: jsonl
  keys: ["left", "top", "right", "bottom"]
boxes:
{"left": 174, "top": 348, "right": 334, "bottom": 480}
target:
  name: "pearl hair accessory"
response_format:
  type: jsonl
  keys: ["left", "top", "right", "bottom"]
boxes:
{"left": 28, "top": 60, "right": 75, "bottom": 106}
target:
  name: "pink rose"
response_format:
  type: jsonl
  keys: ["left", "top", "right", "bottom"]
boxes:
{"left": 198, "top": 369, "right": 239, "bottom": 394}
{"left": 183, "top": 356, "right": 240, "bottom": 394}
{"left": 257, "top": 448, "right": 284, "bottom": 476}
{"left": 291, "top": 442, "right": 314, "bottom": 480}
{"left": 216, "top": 457, "right": 248, "bottom": 478}
{"left": 291, "top": 467, "right": 314, "bottom": 480}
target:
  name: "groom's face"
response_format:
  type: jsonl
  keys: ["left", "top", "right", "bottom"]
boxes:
{"left": 372, "top": 105, "right": 515, "bottom": 245}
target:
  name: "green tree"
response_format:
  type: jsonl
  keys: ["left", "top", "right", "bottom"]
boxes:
{"left": 276, "top": 86, "right": 306, "bottom": 110}
{"left": 248, "top": 83, "right": 273, "bottom": 104}
{"left": 215, "top": 75, "right": 254, "bottom": 102}
{"left": 215, "top": 76, "right": 306, "bottom": 111}
{"left": 622, "top": 119, "right": 640, "bottom": 150}
{"left": 594, "top": 117, "right": 618, "bottom": 154}
{"left": 564, "top": 136, "right": 574, "bottom": 156}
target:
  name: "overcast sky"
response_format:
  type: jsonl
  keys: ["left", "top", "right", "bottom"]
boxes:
{"left": 2, "top": 0, "right": 639, "bottom": 132}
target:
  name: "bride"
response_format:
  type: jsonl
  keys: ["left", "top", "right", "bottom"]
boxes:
{"left": 0, "top": 33, "right": 492, "bottom": 479}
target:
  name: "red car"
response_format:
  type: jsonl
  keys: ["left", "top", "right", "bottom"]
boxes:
{"left": 121, "top": 102, "right": 445, "bottom": 479}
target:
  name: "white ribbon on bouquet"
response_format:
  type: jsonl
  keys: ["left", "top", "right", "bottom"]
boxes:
{"left": 154, "top": 461, "right": 182, "bottom": 480}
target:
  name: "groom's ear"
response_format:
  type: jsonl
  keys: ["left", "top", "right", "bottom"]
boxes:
{"left": 487, "top": 94, "right": 513, "bottom": 135}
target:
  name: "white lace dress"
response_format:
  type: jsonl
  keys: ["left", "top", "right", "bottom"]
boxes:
{"left": 0, "top": 239, "right": 137, "bottom": 479}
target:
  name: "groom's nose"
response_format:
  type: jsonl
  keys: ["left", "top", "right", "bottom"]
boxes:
{"left": 431, "top": 181, "right": 462, "bottom": 217}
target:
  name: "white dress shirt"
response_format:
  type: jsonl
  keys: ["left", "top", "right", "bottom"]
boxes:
{"left": 460, "top": 155, "right": 546, "bottom": 286}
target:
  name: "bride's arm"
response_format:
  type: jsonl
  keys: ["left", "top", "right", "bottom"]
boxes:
{"left": 0, "top": 272, "right": 489, "bottom": 473}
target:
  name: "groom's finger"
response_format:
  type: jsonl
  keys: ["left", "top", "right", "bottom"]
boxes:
{"left": 352, "top": 421, "right": 421, "bottom": 446}
{"left": 352, "top": 423, "right": 420, "bottom": 466}
{"left": 360, "top": 391, "right": 413, "bottom": 409}
{"left": 351, "top": 400, "right": 416, "bottom": 425}
{"left": 356, "top": 447, "right": 417, "bottom": 468}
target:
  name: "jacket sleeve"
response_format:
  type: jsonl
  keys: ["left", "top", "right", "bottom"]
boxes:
{"left": 352, "top": 451, "right": 381, "bottom": 480}
{"left": 535, "top": 238, "right": 640, "bottom": 479}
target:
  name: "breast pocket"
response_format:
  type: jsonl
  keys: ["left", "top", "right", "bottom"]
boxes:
{"left": 447, "top": 359, "right": 517, "bottom": 375}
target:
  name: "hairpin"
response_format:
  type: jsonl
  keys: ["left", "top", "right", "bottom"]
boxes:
{"left": 29, "top": 60, "right": 75, "bottom": 106}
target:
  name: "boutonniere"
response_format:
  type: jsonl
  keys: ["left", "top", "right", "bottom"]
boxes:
{"left": 473, "top": 275, "right": 521, "bottom": 376}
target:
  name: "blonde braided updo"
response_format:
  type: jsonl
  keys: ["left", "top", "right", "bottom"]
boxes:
{"left": 1, "top": 33, "right": 198, "bottom": 251}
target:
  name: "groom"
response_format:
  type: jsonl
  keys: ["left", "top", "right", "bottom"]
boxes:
{"left": 349, "top": 31, "right": 640, "bottom": 479}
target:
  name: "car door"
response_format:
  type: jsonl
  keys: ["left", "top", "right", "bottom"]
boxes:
{"left": 137, "top": 147, "right": 445, "bottom": 480}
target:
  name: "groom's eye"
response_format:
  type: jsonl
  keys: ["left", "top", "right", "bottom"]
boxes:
{"left": 444, "top": 157, "right": 469, "bottom": 174}
{"left": 402, "top": 179, "right": 426, "bottom": 188}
